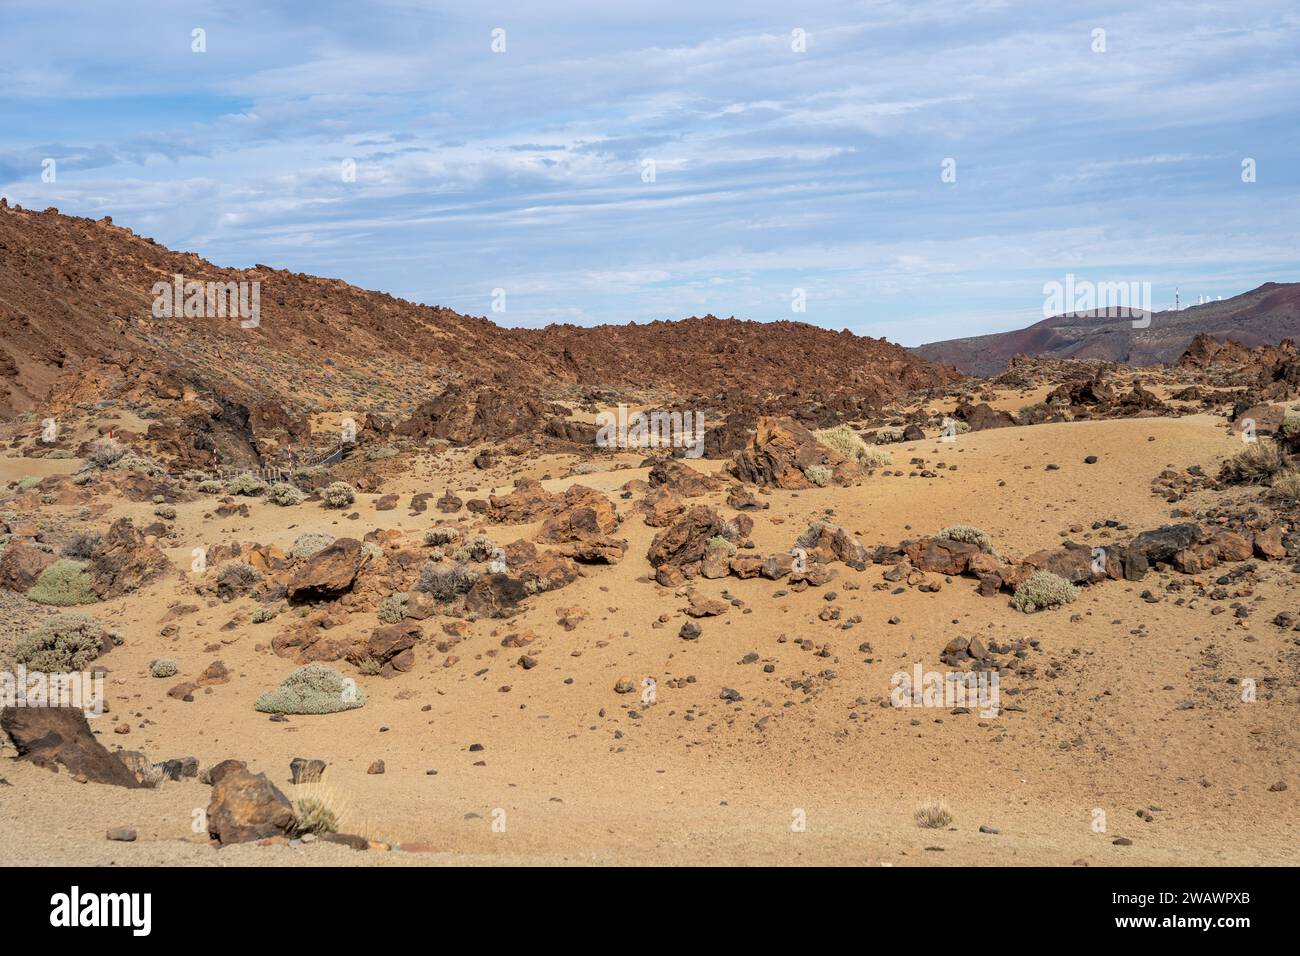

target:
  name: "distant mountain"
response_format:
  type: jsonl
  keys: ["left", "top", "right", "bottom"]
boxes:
{"left": 912, "top": 282, "right": 1300, "bottom": 376}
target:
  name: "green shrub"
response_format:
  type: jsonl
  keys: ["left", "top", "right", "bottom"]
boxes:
{"left": 1280, "top": 416, "right": 1300, "bottom": 440}
{"left": 27, "top": 560, "right": 98, "bottom": 606}
{"left": 16, "top": 476, "right": 41, "bottom": 491}
{"left": 15, "top": 613, "right": 104, "bottom": 671}
{"left": 289, "top": 532, "right": 336, "bottom": 561}
{"left": 150, "top": 658, "right": 178, "bottom": 678}
{"left": 254, "top": 664, "right": 365, "bottom": 714}
{"left": 228, "top": 473, "right": 267, "bottom": 496}
{"left": 802, "top": 464, "right": 832, "bottom": 487}
{"left": 154, "top": 504, "right": 177, "bottom": 520}
{"left": 321, "top": 481, "right": 356, "bottom": 508}
{"left": 936, "top": 525, "right": 996, "bottom": 555}
{"left": 367, "top": 446, "right": 397, "bottom": 461}
{"left": 1010, "top": 570, "right": 1078, "bottom": 612}
{"left": 266, "top": 482, "right": 306, "bottom": 506}
{"left": 706, "top": 535, "right": 737, "bottom": 556}
{"left": 377, "top": 592, "right": 408, "bottom": 624}
{"left": 197, "top": 479, "right": 223, "bottom": 494}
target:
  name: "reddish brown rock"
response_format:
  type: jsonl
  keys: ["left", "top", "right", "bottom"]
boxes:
{"left": 0, "top": 540, "right": 57, "bottom": 591}
{"left": 197, "top": 660, "right": 230, "bottom": 686}
{"left": 0, "top": 706, "right": 145, "bottom": 788}
{"left": 647, "top": 458, "right": 722, "bottom": 497}
{"left": 270, "top": 607, "right": 353, "bottom": 663}
{"left": 347, "top": 621, "right": 422, "bottom": 676}
{"left": 761, "top": 553, "right": 794, "bottom": 580}
{"left": 536, "top": 485, "right": 619, "bottom": 542}
{"left": 487, "top": 478, "right": 556, "bottom": 523}
{"left": 464, "top": 573, "right": 529, "bottom": 618}
{"left": 1211, "top": 530, "right": 1253, "bottom": 562}
{"left": 286, "top": 538, "right": 366, "bottom": 602}
{"left": 1018, "top": 542, "right": 1100, "bottom": 585}
{"left": 88, "top": 517, "right": 172, "bottom": 598}
{"left": 1255, "top": 526, "right": 1287, "bottom": 559}
{"left": 796, "top": 523, "right": 869, "bottom": 566}
{"left": 954, "top": 402, "right": 1016, "bottom": 431}
{"left": 1232, "top": 404, "right": 1285, "bottom": 435}
{"left": 728, "top": 416, "right": 842, "bottom": 489}
{"left": 639, "top": 486, "right": 685, "bottom": 527}
{"left": 647, "top": 505, "right": 727, "bottom": 569}
{"left": 726, "top": 484, "right": 766, "bottom": 511}
{"left": 902, "top": 537, "right": 982, "bottom": 576}
{"left": 206, "top": 767, "right": 295, "bottom": 846}
{"left": 701, "top": 548, "right": 731, "bottom": 579}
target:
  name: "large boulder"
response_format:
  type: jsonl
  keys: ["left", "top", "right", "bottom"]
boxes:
{"left": 1, "top": 706, "right": 145, "bottom": 788}
{"left": 0, "top": 540, "right": 57, "bottom": 591}
{"left": 347, "top": 622, "right": 422, "bottom": 676}
{"left": 206, "top": 767, "right": 296, "bottom": 845}
{"left": 647, "top": 505, "right": 727, "bottom": 569}
{"left": 88, "top": 517, "right": 171, "bottom": 598}
{"left": 1017, "top": 542, "right": 1101, "bottom": 585}
{"left": 464, "top": 573, "right": 529, "bottom": 618}
{"left": 1128, "top": 524, "right": 1204, "bottom": 564}
{"left": 486, "top": 478, "right": 556, "bottom": 524}
{"left": 533, "top": 486, "right": 625, "bottom": 562}
{"left": 639, "top": 487, "right": 686, "bottom": 527}
{"left": 394, "top": 385, "right": 559, "bottom": 445}
{"left": 1231, "top": 403, "right": 1286, "bottom": 435}
{"left": 954, "top": 402, "right": 1016, "bottom": 431}
{"left": 902, "top": 536, "right": 982, "bottom": 575}
{"left": 287, "top": 538, "right": 367, "bottom": 602}
{"left": 728, "top": 416, "right": 842, "bottom": 489}
{"left": 647, "top": 459, "right": 722, "bottom": 497}
{"left": 535, "top": 486, "right": 619, "bottom": 542}
{"left": 1047, "top": 376, "right": 1115, "bottom": 407}
{"left": 795, "top": 523, "right": 869, "bottom": 566}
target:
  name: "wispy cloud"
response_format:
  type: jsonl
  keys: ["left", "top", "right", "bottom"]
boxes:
{"left": 1, "top": 0, "right": 1297, "bottom": 343}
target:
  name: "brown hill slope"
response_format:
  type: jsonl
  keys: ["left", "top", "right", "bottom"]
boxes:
{"left": 0, "top": 203, "right": 957, "bottom": 456}
{"left": 913, "top": 282, "right": 1300, "bottom": 376}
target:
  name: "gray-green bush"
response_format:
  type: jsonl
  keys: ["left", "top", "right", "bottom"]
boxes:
{"left": 254, "top": 664, "right": 365, "bottom": 714}
{"left": 15, "top": 613, "right": 104, "bottom": 672}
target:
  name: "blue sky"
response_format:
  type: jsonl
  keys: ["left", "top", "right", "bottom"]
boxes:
{"left": 2, "top": 1, "right": 1298, "bottom": 345}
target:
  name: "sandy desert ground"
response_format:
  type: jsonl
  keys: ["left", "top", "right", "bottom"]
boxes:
{"left": 3, "top": 399, "right": 1296, "bottom": 866}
